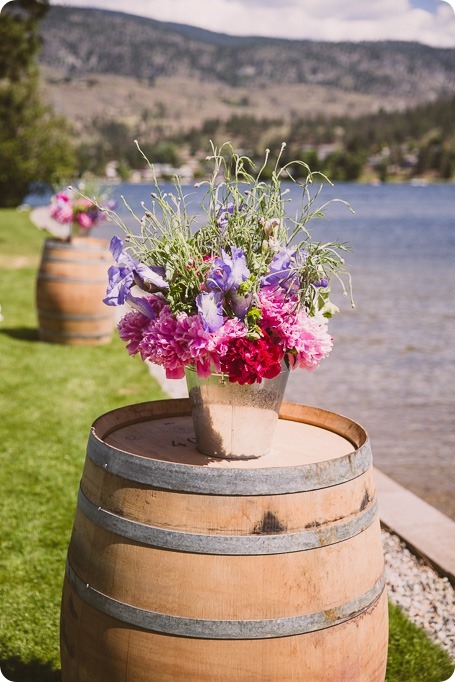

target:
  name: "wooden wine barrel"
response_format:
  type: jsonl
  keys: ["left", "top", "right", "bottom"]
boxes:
{"left": 60, "top": 400, "right": 388, "bottom": 681}
{"left": 36, "top": 237, "right": 114, "bottom": 345}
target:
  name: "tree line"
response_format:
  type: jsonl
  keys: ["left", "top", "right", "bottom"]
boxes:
{"left": 70, "top": 96, "right": 455, "bottom": 184}
{"left": 0, "top": 0, "right": 74, "bottom": 207}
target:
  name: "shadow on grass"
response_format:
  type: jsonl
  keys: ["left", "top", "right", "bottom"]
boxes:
{"left": 0, "top": 657, "right": 61, "bottom": 682}
{"left": 0, "top": 327, "right": 39, "bottom": 342}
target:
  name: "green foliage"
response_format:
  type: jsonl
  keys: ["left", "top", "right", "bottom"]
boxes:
{"left": 104, "top": 142, "right": 351, "bottom": 323}
{"left": 0, "top": 1, "right": 76, "bottom": 207}
{"left": 0, "top": 0, "right": 49, "bottom": 80}
{"left": 323, "top": 150, "right": 364, "bottom": 182}
{"left": 75, "top": 120, "right": 181, "bottom": 175}
{"left": 0, "top": 76, "right": 76, "bottom": 207}
{"left": 81, "top": 95, "right": 453, "bottom": 183}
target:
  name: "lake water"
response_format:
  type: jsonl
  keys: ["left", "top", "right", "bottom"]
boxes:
{"left": 28, "top": 181, "right": 455, "bottom": 518}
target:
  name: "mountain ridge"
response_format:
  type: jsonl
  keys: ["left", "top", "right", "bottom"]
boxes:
{"left": 39, "top": 6, "right": 455, "bottom": 96}
{"left": 37, "top": 6, "right": 455, "bottom": 145}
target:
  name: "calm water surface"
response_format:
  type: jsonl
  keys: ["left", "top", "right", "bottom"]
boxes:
{"left": 31, "top": 182, "right": 455, "bottom": 518}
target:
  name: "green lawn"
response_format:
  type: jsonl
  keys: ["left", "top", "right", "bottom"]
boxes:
{"left": 0, "top": 210, "right": 453, "bottom": 681}
{"left": 0, "top": 210, "right": 166, "bottom": 679}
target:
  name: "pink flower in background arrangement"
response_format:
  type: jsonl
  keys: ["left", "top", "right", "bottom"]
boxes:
{"left": 75, "top": 212, "right": 93, "bottom": 229}
{"left": 49, "top": 193, "right": 73, "bottom": 224}
{"left": 47, "top": 187, "right": 112, "bottom": 239}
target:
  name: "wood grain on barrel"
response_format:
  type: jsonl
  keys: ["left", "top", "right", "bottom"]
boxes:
{"left": 36, "top": 237, "right": 114, "bottom": 345}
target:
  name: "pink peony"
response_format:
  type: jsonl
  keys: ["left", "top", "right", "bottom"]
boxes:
{"left": 139, "top": 307, "right": 212, "bottom": 379}
{"left": 257, "top": 287, "right": 332, "bottom": 371}
{"left": 258, "top": 286, "right": 297, "bottom": 324}
{"left": 118, "top": 310, "right": 150, "bottom": 355}
{"left": 283, "top": 311, "right": 333, "bottom": 370}
{"left": 174, "top": 312, "right": 212, "bottom": 377}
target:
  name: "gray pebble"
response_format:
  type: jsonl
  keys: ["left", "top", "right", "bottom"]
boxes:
{"left": 382, "top": 529, "right": 455, "bottom": 660}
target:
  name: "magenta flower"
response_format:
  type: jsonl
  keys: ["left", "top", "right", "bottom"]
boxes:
{"left": 208, "top": 318, "right": 247, "bottom": 358}
{"left": 49, "top": 193, "right": 73, "bottom": 224}
{"left": 118, "top": 310, "right": 151, "bottom": 355}
{"left": 139, "top": 307, "right": 212, "bottom": 380}
{"left": 257, "top": 286, "right": 297, "bottom": 329}
{"left": 76, "top": 212, "right": 93, "bottom": 229}
{"left": 218, "top": 334, "right": 283, "bottom": 385}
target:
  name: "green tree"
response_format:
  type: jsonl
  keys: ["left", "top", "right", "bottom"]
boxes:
{"left": 323, "top": 150, "right": 363, "bottom": 182}
{"left": 0, "top": 0, "right": 76, "bottom": 207}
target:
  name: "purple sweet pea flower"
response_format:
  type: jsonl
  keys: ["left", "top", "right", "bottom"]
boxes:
{"left": 228, "top": 291, "right": 253, "bottom": 320}
{"left": 104, "top": 236, "right": 168, "bottom": 306}
{"left": 314, "top": 276, "right": 329, "bottom": 288}
{"left": 196, "top": 291, "right": 224, "bottom": 332}
{"left": 104, "top": 263, "right": 134, "bottom": 306}
{"left": 206, "top": 248, "right": 250, "bottom": 294}
{"left": 216, "top": 202, "right": 235, "bottom": 231}
{"left": 261, "top": 247, "right": 304, "bottom": 292}
{"left": 127, "top": 293, "right": 157, "bottom": 319}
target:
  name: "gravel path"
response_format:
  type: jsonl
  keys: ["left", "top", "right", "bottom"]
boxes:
{"left": 382, "top": 529, "right": 455, "bottom": 660}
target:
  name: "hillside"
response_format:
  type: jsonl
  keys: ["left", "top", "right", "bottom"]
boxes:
{"left": 39, "top": 6, "right": 455, "bottom": 137}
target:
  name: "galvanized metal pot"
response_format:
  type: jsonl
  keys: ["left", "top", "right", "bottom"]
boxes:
{"left": 184, "top": 366, "right": 289, "bottom": 459}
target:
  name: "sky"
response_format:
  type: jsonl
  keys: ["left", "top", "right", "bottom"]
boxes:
{"left": 41, "top": 0, "right": 455, "bottom": 48}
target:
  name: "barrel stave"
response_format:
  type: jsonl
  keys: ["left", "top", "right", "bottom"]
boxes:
{"left": 36, "top": 237, "right": 114, "bottom": 345}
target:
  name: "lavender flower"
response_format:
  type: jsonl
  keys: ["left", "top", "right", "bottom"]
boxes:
{"left": 104, "top": 236, "right": 168, "bottom": 307}
{"left": 127, "top": 293, "right": 158, "bottom": 319}
{"left": 200, "top": 247, "right": 251, "bottom": 325}
{"left": 260, "top": 248, "right": 297, "bottom": 289}
{"left": 228, "top": 291, "right": 253, "bottom": 320}
{"left": 196, "top": 291, "right": 224, "bottom": 333}
{"left": 206, "top": 248, "right": 250, "bottom": 294}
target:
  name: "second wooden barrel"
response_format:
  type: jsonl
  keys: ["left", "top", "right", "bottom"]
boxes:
{"left": 36, "top": 237, "right": 114, "bottom": 345}
{"left": 60, "top": 399, "right": 388, "bottom": 681}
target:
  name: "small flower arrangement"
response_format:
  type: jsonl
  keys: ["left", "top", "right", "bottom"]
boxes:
{"left": 48, "top": 188, "right": 108, "bottom": 239}
{"left": 31, "top": 175, "right": 114, "bottom": 241}
{"left": 50, "top": 191, "right": 102, "bottom": 230}
{"left": 103, "top": 142, "right": 353, "bottom": 385}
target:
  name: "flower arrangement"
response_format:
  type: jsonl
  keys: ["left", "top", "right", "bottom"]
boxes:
{"left": 48, "top": 187, "right": 109, "bottom": 239}
{"left": 103, "top": 142, "right": 353, "bottom": 385}
{"left": 50, "top": 191, "right": 103, "bottom": 230}
{"left": 29, "top": 175, "right": 115, "bottom": 241}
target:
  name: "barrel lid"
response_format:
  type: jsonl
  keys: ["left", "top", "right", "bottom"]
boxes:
{"left": 87, "top": 400, "right": 371, "bottom": 495}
